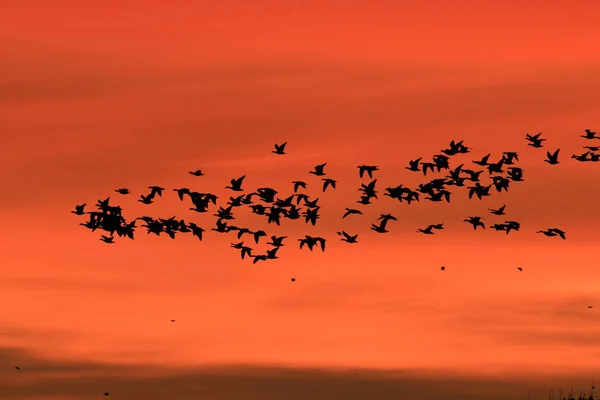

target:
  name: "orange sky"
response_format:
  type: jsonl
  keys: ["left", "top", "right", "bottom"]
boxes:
{"left": 1, "top": 1, "right": 600, "bottom": 399}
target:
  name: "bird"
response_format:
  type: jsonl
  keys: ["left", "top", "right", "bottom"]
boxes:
{"left": 337, "top": 231, "right": 358, "bottom": 243}
{"left": 114, "top": 188, "right": 130, "bottom": 194}
{"left": 322, "top": 178, "right": 337, "bottom": 192}
{"left": 489, "top": 205, "right": 506, "bottom": 215}
{"left": 309, "top": 163, "right": 327, "bottom": 176}
{"left": 342, "top": 208, "right": 363, "bottom": 218}
{"left": 584, "top": 146, "right": 600, "bottom": 151}
{"left": 525, "top": 132, "right": 545, "bottom": 147}
{"left": 544, "top": 149, "right": 560, "bottom": 165}
{"left": 266, "top": 235, "right": 287, "bottom": 247}
{"left": 572, "top": 151, "right": 590, "bottom": 162}
{"left": 517, "top": 267, "right": 523, "bottom": 271}
{"left": 440, "top": 266, "right": 445, "bottom": 271}
{"left": 15, "top": 366, "right": 20, "bottom": 370}
{"left": 292, "top": 181, "right": 307, "bottom": 192}
{"left": 148, "top": 186, "right": 165, "bottom": 197}
{"left": 272, "top": 142, "right": 287, "bottom": 154}
{"left": 537, "top": 228, "right": 566, "bottom": 240}
{"left": 291, "top": 278, "right": 296, "bottom": 282}
{"left": 417, "top": 224, "right": 443, "bottom": 234}
{"left": 405, "top": 158, "right": 422, "bottom": 172}
{"left": 138, "top": 194, "right": 154, "bottom": 204}
{"left": 371, "top": 218, "right": 392, "bottom": 233}
{"left": 464, "top": 216, "right": 485, "bottom": 230}
{"left": 189, "top": 169, "right": 204, "bottom": 176}
{"left": 581, "top": 129, "right": 599, "bottom": 140}
{"left": 502, "top": 152, "right": 519, "bottom": 164}
{"left": 225, "top": 176, "right": 246, "bottom": 191}
{"left": 357, "top": 165, "right": 378, "bottom": 179}
{"left": 71, "top": 204, "right": 86, "bottom": 215}
{"left": 472, "top": 154, "right": 491, "bottom": 166}
{"left": 99, "top": 235, "right": 114, "bottom": 244}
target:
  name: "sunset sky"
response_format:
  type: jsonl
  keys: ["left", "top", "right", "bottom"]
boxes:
{"left": 1, "top": 1, "right": 600, "bottom": 399}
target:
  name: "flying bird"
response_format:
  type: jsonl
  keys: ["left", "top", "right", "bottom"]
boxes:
{"left": 525, "top": 132, "right": 545, "bottom": 148}
{"left": 225, "top": 176, "right": 246, "bottom": 191}
{"left": 272, "top": 142, "right": 287, "bottom": 154}
{"left": 489, "top": 205, "right": 506, "bottom": 215}
{"left": 337, "top": 231, "right": 358, "bottom": 243}
{"left": 189, "top": 169, "right": 204, "bottom": 176}
{"left": 71, "top": 204, "right": 86, "bottom": 215}
{"left": 358, "top": 165, "right": 379, "bottom": 179}
{"left": 537, "top": 228, "right": 566, "bottom": 240}
{"left": 342, "top": 208, "right": 363, "bottom": 218}
{"left": 114, "top": 188, "right": 130, "bottom": 194}
{"left": 472, "top": 154, "right": 491, "bottom": 166}
{"left": 582, "top": 129, "right": 599, "bottom": 140}
{"left": 148, "top": 186, "right": 165, "bottom": 197}
{"left": 405, "top": 158, "right": 422, "bottom": 172}
{"left": 544, "top": 149, "right": 560, "bottom": 165}
{"left": 309, "top": 163, "right": 327, "bottom": 176}
{"left": 322, "top": 178, "right": 337, "bottom": 192}
{"left": 464, "top": 216, "right": 485, "bottom": 230}
{"left": 292, "top": 181, "right": 307, "bottom": 192}
{"left": 99, "top": 235, "right": 114, "bottom": 244}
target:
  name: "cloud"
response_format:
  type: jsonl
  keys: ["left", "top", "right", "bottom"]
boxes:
{"left": 1, "top": 345, "right": 598, "bottom": 400}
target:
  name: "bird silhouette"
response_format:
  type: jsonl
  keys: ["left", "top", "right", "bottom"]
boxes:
{"left": 115, "top": 188, "right": 130, "bottom": 195}
{"left": 472, "top": 154, "right": 491, "bottom": 166}
{"left": 337, "top": 231, "right": 358, "bottom": 243}
{"left": 417, "top": 225, "right": 435, "bottom": 234}
{"left": 342, "top": 208, "right": 363, "bottom": 218}
{"left": 545, "top": 149, "right": 560, "bottom": 165}
{"left": 468, "top": 182, "right": 491, "bottom": 200}
{"left": 371, "top": 218, "right": 392, "bottom": 233}
{"left": 189, "top": 169, "right": 204, "bottom": 176}
{"left": 357, "top": 165, "right": 378, "bottom": 179}
{"left": 309, "top": 163, "right": 327, "bottom": 176}
{"left": 138, "top": 194, "right": 153, "bottom": 204}
{"left": 421, "top": 162, "right": 436, "bottom": 175}
{"left": 148, "top": 186, "right": 165, "bottom": 197}
{"left": 537, "top": 228, "right": 566, "bottom": 240}
{"left": 292, "top": 181, "right": 307, "bottom": 192}
{"left": 99, "top": 235, "right": 114, "bottom": 244}
{"left": 464, "top": 216, "right": 485, "bottom": 230}
{"left": 322, "top": 178, "right": 337, "bottom": 191}
{"left": 72, "top": 204, "right": 86, "bottom": 215}
{"left": 582, "top": 129, "right": 599, "bottom": 140}
{"left": 525, "top": 132, "right": 545, "bottom": 147}
{"left": 501, "top": 151, "right": 519, "bottom": 164}
{"left": 225, "top": 176, "right": 246, "bottom": 191}
{"left": 417, "top": 224, "right": 444, "bottom": 234}
{"left": 272, "top": 142, "right": 287, "bottom": 154}
{"left": 489, "top": 205, "right": 506, "bottom": 215}
{"left": 266, "top": 235, "right": 287, "bottom": 247}
{"left": 584, "top": 146, "right": 600, "bottom": 151}
{"left": 572, "top": 151, "right": 590, "bottom": 162}
{"left": 406, "top": 158, "right": 422, "bottom": 172}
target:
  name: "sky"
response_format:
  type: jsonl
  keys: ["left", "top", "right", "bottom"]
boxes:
{"left": 1, "top": 0, "right": 600, "bottom": 399}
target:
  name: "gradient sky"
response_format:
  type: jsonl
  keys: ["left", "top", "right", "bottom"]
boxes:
{"left": 1, "top": 1, "right": 600, "bottom": 399}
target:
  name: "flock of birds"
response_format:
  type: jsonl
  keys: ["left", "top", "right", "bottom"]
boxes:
{"left": 15, "top": 129, "right": 600, "bottom": 397}
{"left": 70, "top": 130, "right": 599, "bottom": 271}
